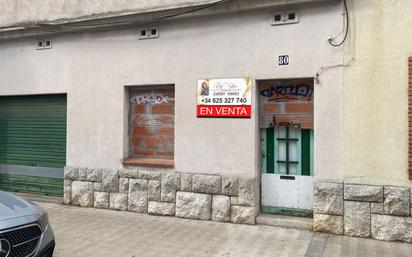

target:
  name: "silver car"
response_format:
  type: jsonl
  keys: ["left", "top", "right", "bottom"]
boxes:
{"left": 0, "top": 191, "right": 55, "bottom": 257}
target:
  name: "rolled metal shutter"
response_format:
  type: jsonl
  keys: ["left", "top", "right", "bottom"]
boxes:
{"left": 0, "top": 94, "right": 66, "bottom": 195}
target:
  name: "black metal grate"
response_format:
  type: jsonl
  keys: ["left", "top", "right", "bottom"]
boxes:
{"left": 3, "top": 224, "right": 41, "bottom": 257}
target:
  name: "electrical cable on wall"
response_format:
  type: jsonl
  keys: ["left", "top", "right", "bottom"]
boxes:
{"left": 314, "top": 57, "right": 354, "bottom": 84}
{"left": 0, "top": 0, "right": 234, "bottom": 32}
{"left": 316, "top": 0, "right": 352, "bottom": 84}
{"left": 155, "top": 0, "right": 233, "bottom": 20}
{"left": 328, "top": 0, "right": 349, "bottom": 47}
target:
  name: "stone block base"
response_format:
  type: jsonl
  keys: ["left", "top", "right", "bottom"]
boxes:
{"left": 313, "top": 214, "right": 343, "bottom": 235}
{"left": 64, "top": 166, "right": 257, "bottom": 225}
{"left": 314, "top": 181, "right": 412, "bottom": 243}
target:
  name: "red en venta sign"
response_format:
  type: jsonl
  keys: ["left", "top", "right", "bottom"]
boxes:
{"left": 197, "top": 105, "right": 251, "bottom": 117}
{"left": 197, "top": 78, "right": 252, "bottom": 118}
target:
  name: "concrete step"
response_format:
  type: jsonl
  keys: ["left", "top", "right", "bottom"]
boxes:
{"left": 256, "top": 214, "right": 313, "bottom": 230}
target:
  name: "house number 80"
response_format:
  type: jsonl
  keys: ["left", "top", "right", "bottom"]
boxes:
{"left": 278, "top": 55, "right": 289, "bottom": 66}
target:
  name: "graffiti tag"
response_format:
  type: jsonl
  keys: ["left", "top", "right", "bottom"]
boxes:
{"left": 131, "top": 93, "right": 170, "bottom": 105}
{"left": 276, "top": 121, "right": 301, "bottom": 128}
{"left": 260, "top": 84, "right": 313, "bottom": 101}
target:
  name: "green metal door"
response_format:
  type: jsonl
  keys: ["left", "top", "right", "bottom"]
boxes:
{"left": 0, "top": 94, "right": 66, "bottom": 195}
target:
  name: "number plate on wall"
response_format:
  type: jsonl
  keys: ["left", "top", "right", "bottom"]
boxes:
{"left": 278, "top": 55, "right": 289, "bottom": 66}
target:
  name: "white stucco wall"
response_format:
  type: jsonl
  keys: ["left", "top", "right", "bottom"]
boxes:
{"left": 344, "top": 0, "right": 412, "bottom": 186}
{"left": 0, "top": 1, "right": 343, "bottom": 179}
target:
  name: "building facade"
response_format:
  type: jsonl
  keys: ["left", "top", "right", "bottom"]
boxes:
{"left": 0, "top": 0, "right": 411, "bottom": 243}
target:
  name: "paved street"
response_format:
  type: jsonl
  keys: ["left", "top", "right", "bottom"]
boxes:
{"left": 38, "top": 202, "right": 412, "bottom": 257}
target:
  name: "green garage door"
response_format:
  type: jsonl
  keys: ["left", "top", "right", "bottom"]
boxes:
{"left": 0, "top": 94, "right": 66, "bottom": 196}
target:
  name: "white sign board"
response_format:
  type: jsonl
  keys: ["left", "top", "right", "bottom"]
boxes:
{"left": 197, "top": 78, "right": 252, "bottom": 118}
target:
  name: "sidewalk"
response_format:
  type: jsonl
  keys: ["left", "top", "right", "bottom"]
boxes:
{"left": 38, "top": 202, "right": 412, "bottom": 257}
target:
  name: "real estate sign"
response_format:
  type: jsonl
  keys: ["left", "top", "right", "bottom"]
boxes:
{"left": 197, "top": 78, "right": 252, "bottom": 118}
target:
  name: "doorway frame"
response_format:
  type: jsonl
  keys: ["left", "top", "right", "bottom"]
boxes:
{"left": 256, "top": 77, "right": 315, "bottom": 218}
